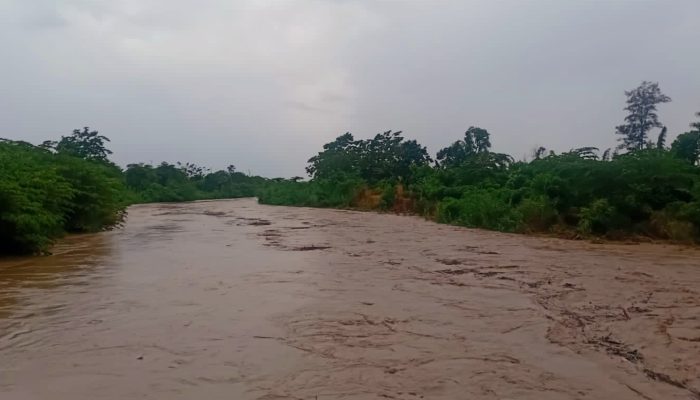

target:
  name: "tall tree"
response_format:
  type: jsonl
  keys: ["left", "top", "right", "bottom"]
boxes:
{"left": 305, "top": 132, "right": 360, "bottom": 179}
{"left": 656, "top": 126, "right": 668, "bottom": 149}
{"left": 358, "top": 131, "right": 431, "bottom": 183}
{"left": 55, "top": 127, "right": 113, "bottom": 161}
{"left": 615, "top": 81, "right": 671, "bottom": 151}
{"left": 436, "top": 127, "right": 493, "bottom": 168}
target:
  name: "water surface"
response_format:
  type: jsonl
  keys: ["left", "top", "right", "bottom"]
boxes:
{"left": 1, "top": 199, "right": 698, "bottom": 399}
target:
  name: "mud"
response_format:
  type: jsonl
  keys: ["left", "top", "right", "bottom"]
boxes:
{"left": 1, "top": 198, "right": 698, "bottom": 399}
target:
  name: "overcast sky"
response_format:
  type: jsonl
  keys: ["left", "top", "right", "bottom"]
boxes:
{"left": 2, "top": 0, "right": 699, "bottom": 177}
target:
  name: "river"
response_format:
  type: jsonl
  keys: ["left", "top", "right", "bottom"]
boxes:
{"left": 1, "top": 198, "right": 698, "bottom": 399}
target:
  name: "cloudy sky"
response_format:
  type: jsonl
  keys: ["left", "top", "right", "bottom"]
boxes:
{"left": 2, "top": 0, "right": 699, "bottom": 177}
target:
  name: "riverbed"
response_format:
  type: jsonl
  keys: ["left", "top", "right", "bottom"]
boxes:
{"left": 1, "top": 198, "right": 698, "bottom": 399}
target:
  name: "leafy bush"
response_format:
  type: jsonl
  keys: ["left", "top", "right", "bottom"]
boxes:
{"left": 0, "top": 140, "right": 128, "bottom": 254}
{"left": 578, "top": 199, "right": 621, "bottom": 235}
{"left": 257, "top": 178, "right": 362, "bottom": 208}
{"left": 436, "top": 189, "right": 521, "bottom": 232}
{"left": 517, "top": 196, "right": 558, "bottom": 232}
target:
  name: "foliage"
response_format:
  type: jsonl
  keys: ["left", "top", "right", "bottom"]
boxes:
{"left": 46, "top": 127, "right": 114, "bottom": 161}
{"left": 615, "top": 81, "right": 671, "bottom": 152}
{"left": 0, "top": 128, "right": 268, "bottom": 254}
{"left": 436, "top": 126, "right": 493, "bottom": 168}
{"left": 671, "top": 131, "right": 700, "bottom": 166}
{"left": 0, "top": 138, "right": 127, "bottom": 254}
{"left": 124, "top": 162, "right": 265, "bottom": 203}
{"left": 691, "top": 111, "right": 700, "bottom": 132}
{"left": 261, "top": 116, "right": 700, "bottom": 242}
{"left": 435, "top": 188, "right": 521, "bottom": 232}
{"left": 2, "top": 87, "right": 699, "bottom": 253}
{"left": 257, "top": 178, "right": 362, "bottom": 208}
{"left": 306, "top": 131, "right": 431, "bottom": 184}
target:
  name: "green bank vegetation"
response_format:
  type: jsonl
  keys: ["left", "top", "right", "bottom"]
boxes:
{"left": 2, "top": 81, "right": 700, "bottom": 254}
{"left": 1, "top": 128, "right": 266, "bottom": 254}
{"left": 260, "top": 82, "right": 700, "bottom": 242}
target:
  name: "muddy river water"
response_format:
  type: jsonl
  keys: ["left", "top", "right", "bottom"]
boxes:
{"left": 1, "top": 199, "right": 699, "bottom": 399}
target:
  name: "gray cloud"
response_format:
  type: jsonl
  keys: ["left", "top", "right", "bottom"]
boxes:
{"left": 2, "top": 0, "right": 699, "bottom": 177}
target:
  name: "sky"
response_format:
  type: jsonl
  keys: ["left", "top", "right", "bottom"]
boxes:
{"left": 2, "top": 0, "right": 699, "bottom": 177}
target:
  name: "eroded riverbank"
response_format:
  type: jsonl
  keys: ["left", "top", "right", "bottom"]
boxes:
{"left": 1, "top": 198, "right": 699, "bottom": 399}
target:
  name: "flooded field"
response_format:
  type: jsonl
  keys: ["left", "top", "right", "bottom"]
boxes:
{"left": 1, "top": 198, "right": 699, "bottom": 400}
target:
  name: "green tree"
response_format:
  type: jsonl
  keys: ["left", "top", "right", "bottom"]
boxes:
{"left": 436, "top": 127, "right": 493, "bottom": 168}
{"left": 306, "top": 132, "right": 360, "bottom": 180}
{"left": 55, "top": 127, "right": 113, "bottom": 161}
{"left": 305, "top": 131, "right": 430, "bottom": 183}
{"left": 568, "top": 147, "right": 599, "bottom": 160}
{"left": 656, "top": 126, "right": 668, "bottom": 149}
{"left": 0, "top": 137, "right": 127, "bottom": 254}
{"left": 671, "top": 132, "right": 700, "bottom": 165}
{"left": 357, "top": 131, "right": 431, "bottom": 183}
{"left": 125, "top": 163, "right": 157, "bottom": 191}
{"left": 615, "top": 81, "right": 671, "bottom": 152}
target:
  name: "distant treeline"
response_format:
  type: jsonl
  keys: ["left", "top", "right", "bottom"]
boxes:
{"left": 2, "top": 81, "right": 699, "bottom": 254}
{"left": 259, "top": 82, "right": 700, "bottom": 242}
{"left": 0, "top": 128, "right": 268, "bottom": 254}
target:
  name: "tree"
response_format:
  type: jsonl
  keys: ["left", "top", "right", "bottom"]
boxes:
{"left": 671, "top": 131, "right": 700, "bottom": 165}
{"left": 357, "top": 131, "right": 431, "bottom": 183}
{"left": 436, "top": 127, "right": 493, "bottom": 168}
{"left": 691, "top": 111, "right": 700, "bottom": 132}
{"left": 55, "top": 127, "right": 113, "bottom": 161}
{"left": 656, "top": 126, "right": 668, "bottom": 149}
{"left": 533, "top": 146, "right": 548, "bottom": 160}
{"left": 568, "top": 147, "right": 599, "bottom": 160}
{"left": 306, "top": 132, "right": 360, "bottom": 179}
{"left": 177, "top": 162, "right": 208, "bottom": 179}
{"left": 125, "top": 163, "right": 156, "bottom": 191}
{"left": 305, "top": 131, "right": 431, "bottom": 183}
{"left": 615, "top": 82, "right": 671, "bottom": 151}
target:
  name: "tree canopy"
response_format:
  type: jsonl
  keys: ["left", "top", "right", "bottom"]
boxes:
{"left": 50, "top": 127, "right": 114, "bottom": 161}
{"left": 615, "top": 81, "right": 671, "bottom": 151}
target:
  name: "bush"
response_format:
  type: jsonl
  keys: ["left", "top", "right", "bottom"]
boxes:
{"left": 578, "top": 199, "right": 622, "bottom": 235}
{"left": 436, "top": 188, "right": 521, "bottom": 232}
{"left": 258, "top": 178, "right": 363, "bottom": 208}
{"left": 517, "top": 196, "right": 558, "bottom": 232}
{"left": 0, "top": 140, "right": 128, "bottom": 254}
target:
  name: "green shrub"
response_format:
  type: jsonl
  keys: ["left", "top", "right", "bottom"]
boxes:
{"left": 436, "top": 188, "right": 521, "bottom": 232}
{"left": 0, "top": 140, "right": 128, "bottom": 254}
{"left": 578, "top": 199, "right": 622, "bottom": 235}
{"left": 517, "top": 196, "right": 558, "bottom": 232}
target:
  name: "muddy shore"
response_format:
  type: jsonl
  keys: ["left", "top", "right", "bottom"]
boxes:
{"left": 1, "top": 198, "right": 698, "bottom": 399}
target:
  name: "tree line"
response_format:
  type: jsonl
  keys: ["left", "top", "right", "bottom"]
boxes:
{"left": 259, "top": 81, "right": 700, "bottom": 242}
{"left": 2, "top": 81, "right": 699, "bottom": 254}
{"left": 0, "top": 128, "right": 267, "bottom": 254}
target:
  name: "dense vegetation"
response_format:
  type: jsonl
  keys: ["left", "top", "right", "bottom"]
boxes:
{"left": 0, "top": 131, "right": 129, "bottom": 254}
{"left": 260, "top": 82, "right": 700, "bottom": 242}
{"left": 2, "top": 81, "right": 699, "bottom": 254}
{"left": 124, "top": 162, "right": 266, "bottom": 203}
{"left": 0, "top": 129, "right": 267, "bottom": 254}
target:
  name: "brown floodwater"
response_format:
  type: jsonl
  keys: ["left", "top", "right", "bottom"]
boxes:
{"left": 1, "top": 198, "right": 699, "bottom": 399}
